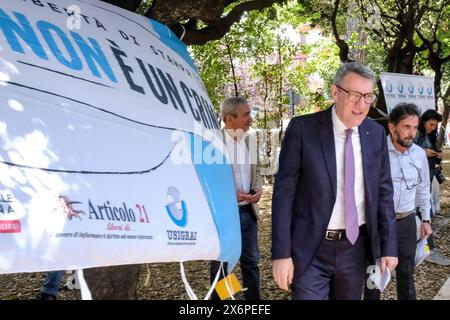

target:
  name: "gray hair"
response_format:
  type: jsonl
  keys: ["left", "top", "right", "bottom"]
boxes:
{"left": 334, "top": 62, "right": 376, "bottom": 86}
{"left": 220, "top": 97, "right": 248, "bottom": 121}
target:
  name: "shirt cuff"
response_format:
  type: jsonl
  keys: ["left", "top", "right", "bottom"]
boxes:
{"left": 420, "top": 210, "right": 431, "bottom": 221}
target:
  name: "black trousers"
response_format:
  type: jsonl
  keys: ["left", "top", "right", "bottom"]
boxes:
{"left": 364, "top": 213, "right": 417, "bottom": 300}
{"left": 291, "top": 226, "right": 368, "bottom": 300}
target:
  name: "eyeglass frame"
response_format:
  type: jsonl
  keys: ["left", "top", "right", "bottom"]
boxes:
{"left": 335, "top": 84, "right": 378, "bottom": 104}
{"left": 400, "top": 161, "right": 423, "bottom": 190}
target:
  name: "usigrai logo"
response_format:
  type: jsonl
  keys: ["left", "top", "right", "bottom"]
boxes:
{"left": 165, "top": 187, "right": 187, "bottom": 227}
{"left": 385, "top": 82, "right": 393, "bottom": 93}
{"left": 418, "top": 84, "right": 424, "bottom": 95}
{"left": 397, "top": 83, "right": 404, "bottom": 94}
{"left": 407, "top": 83, "right": 414, "bottom": 94}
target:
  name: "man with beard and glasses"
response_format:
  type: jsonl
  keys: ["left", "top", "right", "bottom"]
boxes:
{"left": 365, "top": 103, "right": 433, "bottom": 300}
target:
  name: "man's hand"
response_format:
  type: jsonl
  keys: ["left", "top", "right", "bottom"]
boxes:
{"left": 380, "top": 256, "right": 398, "bottom": 273}
{"left": 237, "top": 189, "right": 261, "bottom": 203}
{"left": 236, "top": 189, "right": 251, "bottom": 202}
{"left": 420, "top": 222, "right": 433, "bottom": 239}
{"left": 247, "top": 189, "right": 261, "bottom": 203}
{"left": 273, "top": 258, "right": 294, "bottom": 291}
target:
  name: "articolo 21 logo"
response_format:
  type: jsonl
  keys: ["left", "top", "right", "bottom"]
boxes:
{"left": 54, "top": 195, "right": 151, "bottom": 224}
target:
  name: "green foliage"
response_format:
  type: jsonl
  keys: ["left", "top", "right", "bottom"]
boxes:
{"left": 190, "top": 41, "right": 231, "bottom": 109}
{"left": 190, "top": 0, "right": 341, "bottom": 127}
{"left": 189, "top": 0, "right": 447, "bottom": 124}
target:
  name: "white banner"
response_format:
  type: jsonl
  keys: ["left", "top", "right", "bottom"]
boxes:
{"left": 380, "top": 72, "right": 435, "bottom": 114}
{"left": 0, "top": 0, "right": 241, "bottom": 274}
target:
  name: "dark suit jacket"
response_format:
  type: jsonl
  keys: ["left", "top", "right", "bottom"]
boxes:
{"left": 271, "top": 107, "right": 397, "bottom": 277}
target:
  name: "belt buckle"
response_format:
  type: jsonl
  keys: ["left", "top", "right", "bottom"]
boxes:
{"left": 325, "top": 230, "right": 341, "bottom": 241}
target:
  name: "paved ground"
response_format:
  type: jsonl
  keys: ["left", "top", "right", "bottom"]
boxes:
{"left": 434, "top": 277, "right": 450, "bottom": 299}
{"left": 1, "top": 151, "right": 450, "bottom": 300}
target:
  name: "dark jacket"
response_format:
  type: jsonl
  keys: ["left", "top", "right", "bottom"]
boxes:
{"left": 271, "top": 107, "right": 398, "bottom": 277}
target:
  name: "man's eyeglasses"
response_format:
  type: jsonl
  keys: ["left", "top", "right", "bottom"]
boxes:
{"left": 335, "top": 84, "right": 378, "bottom": 104}
{"left": 401, "top": 162, "right": 422, "bottom": 190}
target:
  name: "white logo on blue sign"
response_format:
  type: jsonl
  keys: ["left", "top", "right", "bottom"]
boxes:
{"left": 165, "top": 187, "right": 188, "bottom": 227}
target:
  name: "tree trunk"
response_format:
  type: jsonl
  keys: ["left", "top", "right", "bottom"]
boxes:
{"left": 225, "top": 37, "right": 239, "bottom": 97}
{"left": 437, "top": 86, "right": 450, "bottom": 149}
{"left": 331, "top": 0, "right": 350, "bottom": 62}
{"left": 83, "top": 264, "right": 141, "bottom": 300}
{"left": 277, "top": 36, "right": 283, "bottom": 144}
{"left": 429, "top": 50, "right": 444, "bottom": 110}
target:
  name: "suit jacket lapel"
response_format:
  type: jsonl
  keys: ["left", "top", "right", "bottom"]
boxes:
{"left": 318, "top": 108, "right": 337, "bottom": 199}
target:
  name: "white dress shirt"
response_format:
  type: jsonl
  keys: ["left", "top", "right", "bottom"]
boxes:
{"left": 387, "top": 136, "right": 431, "bottom": 220}
{"left": 225, "top": 131, "right": 251, "bottom": 205}
{"left": 328, "top": 107, "right": 366, "bottom": 230}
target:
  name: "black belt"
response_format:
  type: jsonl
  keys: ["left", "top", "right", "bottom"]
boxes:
{"left": 325, "top": 225, "right": 366, "bottom": 241}
{"left": 325, "top": 229, "right": 346, "bottom": 240}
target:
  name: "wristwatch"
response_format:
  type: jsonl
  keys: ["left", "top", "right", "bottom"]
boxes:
{"left": 422, "top": 220, "right": 431, "bottom": 223}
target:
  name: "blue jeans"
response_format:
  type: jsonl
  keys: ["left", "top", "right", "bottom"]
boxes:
{"left": 238, "top": 205, "right": 260, "bottom": 300}
{"left": 210, "top": 204, "right": 260, "bottom": 300}
{"left": 41, "top": 271, "right": 64, "bottom": 296}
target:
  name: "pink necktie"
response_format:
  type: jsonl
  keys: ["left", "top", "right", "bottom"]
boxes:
{"left": 344, "top": 129, "right": 359, "bottom": 245}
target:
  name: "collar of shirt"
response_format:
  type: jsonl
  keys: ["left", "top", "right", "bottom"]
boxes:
{"left": 331, "top": 106, "right": 358, "bottom": 136}
{"left": 387, "top": 134, "right": 419, "bottom": 156}
{"left": 225, "top": 128, "right": 246, "bottom": 143}
{"left": 387, "top": 135, "right": 431, "bottom": 218}
{"left": 328, "top": 105, "right": 366, "bottom": 229}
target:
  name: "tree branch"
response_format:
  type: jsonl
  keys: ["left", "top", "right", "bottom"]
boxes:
{"left": 100, "top": 0, "right": 142, "bottom": 12}
{"left": 330, "top": 0, "right": 349, "bottom": 62}
{"left": 356, "top": 0, "right": 391, "bottom": 43}
{"left": 169, "top": 0, "right": 286, "bottom": 45}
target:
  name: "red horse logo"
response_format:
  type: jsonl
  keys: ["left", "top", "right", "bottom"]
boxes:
{"left": 55, "top": 195, "right": 85, "bottom": 221}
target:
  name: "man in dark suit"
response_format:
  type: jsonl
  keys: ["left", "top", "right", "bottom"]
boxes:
{"left": 272, "top": 62, "right": 398, "bottom": 300}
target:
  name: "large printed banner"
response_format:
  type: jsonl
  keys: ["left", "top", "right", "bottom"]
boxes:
{"left": 380, "top": 72, "right": 435, "bottom": 114}
{"left": 0, "top": 0, "right": 241, "bottom": 274}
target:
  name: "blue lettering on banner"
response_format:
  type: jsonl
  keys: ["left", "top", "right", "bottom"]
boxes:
{"left": 0, "top": 9, "right": 48, "bottom": 59}
{"left": 37, "top": 20, "right": 83, "bottom": 70}
{"left": 0, "top": 7, "right": 219, "bottom": 129}
{"left": 0, "top": 8, "right": 117, "bottom": 82}
{"left": 71, "top": 32, "right": 117, "bottom": 83}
